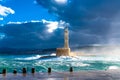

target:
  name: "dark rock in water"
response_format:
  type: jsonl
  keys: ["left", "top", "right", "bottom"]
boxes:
{"left": 39, "top": 56, "right": 57, "bottom": 59}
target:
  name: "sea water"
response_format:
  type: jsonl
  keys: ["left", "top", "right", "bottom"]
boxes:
{"left": 0, "top": 53, "right": 120, "bottom": 73}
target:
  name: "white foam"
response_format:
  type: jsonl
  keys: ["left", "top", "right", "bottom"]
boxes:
{"left": 108, "top": 66, "right": 119, "bottom": 70}
{"left": 50, "top": 53, "right": 56, "bottom": 56}
{"left": 71, "top": 62, "right": 90, "bottom": 67}
{"left": 18, "top": 54, "right": 120, "bottom": 62}
{"left": 16, "top": 55, "right": 41, "bottom": 60}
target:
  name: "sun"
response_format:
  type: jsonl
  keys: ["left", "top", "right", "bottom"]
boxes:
{"left": 54, "top": 0, "right": 68, "bottom": 4}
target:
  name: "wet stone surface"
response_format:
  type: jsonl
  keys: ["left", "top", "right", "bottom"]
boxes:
{"left": 0, "top": 70, "right": 120, "bottom": 80}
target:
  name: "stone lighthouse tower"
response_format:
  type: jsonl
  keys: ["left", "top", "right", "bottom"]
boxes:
{"left": 56, "top": 25, "right": 71, "bottom": 56}
{"left": 64, "top": 27, "right": 69, "bottom": 48}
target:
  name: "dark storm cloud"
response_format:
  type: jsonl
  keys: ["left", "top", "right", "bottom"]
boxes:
{"left": 0, "top": 21, "right": 64, "bottom": 48}
{"left": 36, "top": 0, "right": 120, "bottom": 45}
{"left": 1, "top": 0, "right": 120, "bottom": 49}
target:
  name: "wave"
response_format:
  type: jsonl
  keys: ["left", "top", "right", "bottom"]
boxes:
{"left": 1, "top": 54, "right": 120, "bottom": 72}
{"left": 108, "top": 66, "right": 120, "bottom": 70}
{"left": 70, "top": 62, "right": 90, "bottom": 67}
{"left": 69, "top": 55, "right": 120, "bottom": 62}
{"left": 15, "top": 55, "right": 42, "bottom": 60}
{"left": 38, "top": 55, "right": 120, "bottom": 62}
{"left": 5, "top": 52, "right": 120, "bottom": 62}
{"left": 50, "top": 53, "right": 56, "bottom": 56}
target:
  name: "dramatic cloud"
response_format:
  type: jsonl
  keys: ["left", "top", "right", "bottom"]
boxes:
{"left": 0, "top": 20, "right": 66, "bottom": 48}
{"left": 36, "top": 0, "right": 120, "bottom": 45}
{"left": 1, "top": 0, "right": 120, "bottom": 48}
{"left": 0, "top": 5, "right": 15, "bottom": 20}
{"left": 107, "top": 13, "right": 120, "bottom": 45}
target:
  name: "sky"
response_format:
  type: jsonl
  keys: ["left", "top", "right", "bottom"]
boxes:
{"left": 0, "top": 0, "right": 120, "bottom": 48}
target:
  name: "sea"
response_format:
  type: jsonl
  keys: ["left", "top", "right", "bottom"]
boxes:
{"left": 0, "top": 46, "right": 120, "bottom": 73}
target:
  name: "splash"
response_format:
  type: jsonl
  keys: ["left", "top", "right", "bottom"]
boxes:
{"left": 50, "top": 53, "right": 56, "bottom": 56}
{"left": 108, "top": 66, "right": 120, "bottom": 70}
{"left": 16, "top": 55, "right": 41, "bottom": 60}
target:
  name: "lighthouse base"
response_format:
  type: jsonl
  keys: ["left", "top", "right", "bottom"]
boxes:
{"left": 56, "top": 48, "right": 76, "bottom": 56}
{"left": 56, "top": 48, "right": 70, "bottom": 56}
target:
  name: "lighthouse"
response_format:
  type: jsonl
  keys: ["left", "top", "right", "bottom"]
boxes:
{"left": 56, "top": 24, "right": 71, "bottom": 56}
{"left": 64, "top": 27, "right": 69, "bottom": 48}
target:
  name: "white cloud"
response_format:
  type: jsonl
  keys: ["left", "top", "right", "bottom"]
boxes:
{"left": 7, "top": 19, "right": 66, "bottom": 33}
{"left": 33, "top": 0, "right": 37, "bottom": 4}
{"left": 42, "top": 19, "right": 66, "bottom": 33}
{"left": 0, "top": 5, "right": 15, "bottom": 16}
{"left": 7, "top": 20, "right": 42, "bottom": 24}
{"left": 0, "top": 18, "right": 3, "bottom": 20}
{"left": 46, "top": 21, "right": 58, "bottom": 33}
{"left": 7, "top": 21, "right": 24, "bottom": 24}
{"left": 54, "top": 0, "right": 68, "bottom": 4}
{"left": 0, "top": 33, "right": 5, "bottom": 40}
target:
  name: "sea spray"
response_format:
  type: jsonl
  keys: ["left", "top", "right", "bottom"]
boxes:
{"left": 0, "top": 53, "right": 120, "bottom": 72}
